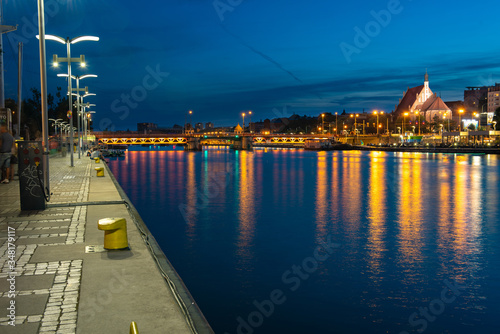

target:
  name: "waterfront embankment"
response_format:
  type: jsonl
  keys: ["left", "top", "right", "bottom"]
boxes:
{"left": 0, "top": 155, "right": 212, "bottom": 333}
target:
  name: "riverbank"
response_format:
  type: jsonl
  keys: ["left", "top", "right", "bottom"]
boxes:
{"left": 348, "top": 144, "right": 500, "bottom": 154}
{"left": 0, "top": 155, "right": 212, "bottom": 333}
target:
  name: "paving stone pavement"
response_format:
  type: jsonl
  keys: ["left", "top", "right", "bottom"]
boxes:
{"left": 0, "top": 156, "right": 89, "bottom": 333}
{"left": 0, "top": 155, "right": 206, "bottom": 334}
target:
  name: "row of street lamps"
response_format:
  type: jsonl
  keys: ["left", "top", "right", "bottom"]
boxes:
{"left": 38, "top": 34, "right": 99, "bottom": 167}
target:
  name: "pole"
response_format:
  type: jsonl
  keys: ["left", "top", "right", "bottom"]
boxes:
{"left": 0, "top": 21, "right": 4, "bottom": 108}
{"left": 37, "top": 0, "right": 50, "bottom": 193}
{"left": 17, "top": 42, "right": 22, "bottom": 138}
{"left": 66, "top": 39, "right": 74, "bottom": 167}
{"left": 418, "top": 114, "right": 421, "bottom": 135}
{"left": 75, "top": 77, "right": 81, "bottom": 158}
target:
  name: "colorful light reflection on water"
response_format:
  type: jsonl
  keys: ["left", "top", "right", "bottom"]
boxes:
{"left": 108, "top": 148, "right": 500, "bottom": 334}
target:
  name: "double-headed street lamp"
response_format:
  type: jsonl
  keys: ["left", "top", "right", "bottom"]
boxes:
{"left": 85, "top": 111, "right": 96, "bottom": 145}
{"left": 80, "top": 102, "right": 95, "bottom": 149}
{"left": 373, "top": 110, "right": 384, "bottom": 135}
{"left": 58, "top": 73, "right": 97, "bottom": 157}
{"left": 49, "top": 118, "right": 63, "bottom": 150}
{"left": 76, "top": 93, "right": 96, "bottom": 151}
{"left": 39, "top": 34, "right": 99, "bottom": 166}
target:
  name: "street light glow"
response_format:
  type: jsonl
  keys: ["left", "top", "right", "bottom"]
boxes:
{"left": 80, "top": 74, "right": 98, "bottom": 79}
{"left": 70, "top": 36, "right": 100, "bottom": 44}
{"left": 37, "top": 34, "right": 66, "bottom": 44}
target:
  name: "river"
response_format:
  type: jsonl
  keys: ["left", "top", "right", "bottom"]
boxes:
{"left": 108, "top": 147, "right": 500, "bottom": 334}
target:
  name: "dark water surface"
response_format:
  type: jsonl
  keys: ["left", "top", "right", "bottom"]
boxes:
{"left": 108, "top": 147, "right": 500, "bottom": 334}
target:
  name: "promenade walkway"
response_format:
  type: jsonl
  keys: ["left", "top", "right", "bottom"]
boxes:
{"left": 0, "top": 155, "right": 211, "bottom": 333}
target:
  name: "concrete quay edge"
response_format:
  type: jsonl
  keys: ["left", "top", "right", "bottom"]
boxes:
{"left": 100, "top": 160, "right": 214, "bottom": 334}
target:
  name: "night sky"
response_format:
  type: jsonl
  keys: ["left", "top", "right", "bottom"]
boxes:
{"left": 3, "top": 0, "right": 500, "bottom": 130}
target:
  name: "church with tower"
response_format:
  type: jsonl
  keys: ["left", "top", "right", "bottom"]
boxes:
{"left": 394, "top": 72, "right": 452, "bottom": 122}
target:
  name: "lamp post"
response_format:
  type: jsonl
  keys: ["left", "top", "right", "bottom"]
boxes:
{"left": 415, "top": 112, "right": 421, "bottom": 135}
{"left": 459, "top": 109, "right": 464, "bottom": 132}
{"left": 321, "top": 113, "right": 325, "bottom": 135}
{"left": 35, "top": 0, "right": 50, "bottom": 193}
{"left": 350, "top": 114, "right": 359, "bottom": 143}
{"left": 403, "top": 112, "right": 409, "bottom": 136}
{"left": 242, "top": 113, "right": 245, "bottom": 133}
{"left": 86, "top": 111, "right": 96, "bottom": 145}
{"left": 248, "top": 111, "right": 252, "bottom": 133}
{"left": 39, "top": 34, "right": 99, "bottom": 166}
{"left": 58, "top": 73, "right": 97, "bottom": 155}
{"left": 373, "top": 110, "right": 384, "bottom": 135}
{"left": 49, "top": 118, "right": 63, "bottom": 151}
{"left": 81, "top": 102, "right": 95, "bottom": 148}
{"left": 79, "top": 94, "right": 95, "bottom": 150}
{"left": 335, "top": 112, "right": 338, "bottom": 135}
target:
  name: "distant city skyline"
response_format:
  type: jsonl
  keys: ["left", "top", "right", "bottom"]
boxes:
{"left": 3, "top": 0, "right": 500, "bottom": 129}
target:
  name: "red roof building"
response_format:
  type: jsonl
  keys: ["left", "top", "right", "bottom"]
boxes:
{"left": 394, "top": 72, "right": 451, "bottom": 122}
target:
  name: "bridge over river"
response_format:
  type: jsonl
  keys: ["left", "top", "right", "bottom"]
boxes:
{"left": 95, "top": 132, "right": 343, "bottom": 149}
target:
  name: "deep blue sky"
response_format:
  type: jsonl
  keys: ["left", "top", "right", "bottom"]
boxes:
{"left": 3, "top": 0, "right": 500, "bottom": 130}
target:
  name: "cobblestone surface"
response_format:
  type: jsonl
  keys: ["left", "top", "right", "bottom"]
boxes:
{"left": 0, "top": 156, "right": 90, "bottom": 333}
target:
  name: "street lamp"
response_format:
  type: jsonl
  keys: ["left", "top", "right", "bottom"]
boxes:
{"left": 248, "top": 111, "right": 252, "bottom": 133}
{"left": 242, "top": 113, "right": 246, "bottom": 133}
{"left": 415, "top": 111, "right": 421, "bottom": 135}
{"left": 86, "top": 111, "right": 96, "bottom": 145}
{"left": 321, "top": 113, "right": 325, "bottom": 135}
{"left": 373, "top": 110, "right": 384, "bottom": 135}
{"left": 58, "top": 73, "right": 97, "bottom": 156}
{"left": 459, "top": 109, "right": 464, "bottom": 131}
{"left": 350, "top": 114, "right": 359, "bottom": 143}
{"left": 335, "top": 112, "right": 338, "bottom": 135}
{"left": 81, "top": 102, "right": 96, "bottom": 148}
{"left": 49, "top": 118, "right": 63, "bottom": 150}
{"left": 403, "top": 112, "right": 409, "bottom": 136}
{"left": 38, "top": 33, "right": 99, "bottom": 166}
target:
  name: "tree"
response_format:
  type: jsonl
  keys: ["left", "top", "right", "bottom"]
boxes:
{"left": 494, "top": 107, "right": 500, "bottom": 124}
{"left": 15, "top": 87, "right": 69, "bottom": 139}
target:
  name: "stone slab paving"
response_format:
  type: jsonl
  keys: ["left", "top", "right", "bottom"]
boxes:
{"left": 0, "top": 155, "right": 201, "bottom": 334}
{"left": 0, "top": 156, "right": 89, "bottom": 333}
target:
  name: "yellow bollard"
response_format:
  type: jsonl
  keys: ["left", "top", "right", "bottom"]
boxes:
{"left": 97, "top": 218, "right": 129, "bottom": 250}
{"left": 94, "top": 157, "right": 100, "bottom": 163}
{"left": 130, "top": 321, "right": 139, "bottom": 334}
{"left": 95, "top": 167, "right": 104, "bottom": 177}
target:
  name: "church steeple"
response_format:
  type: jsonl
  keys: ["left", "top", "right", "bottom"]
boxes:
{"left": 423, "top": 69, "right": 431, "bottom": 101}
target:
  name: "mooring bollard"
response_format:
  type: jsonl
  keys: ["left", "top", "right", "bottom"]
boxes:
{"left": 95, "top": 167, "right": 104, "bottom": 177}
{"left": 130, "top": 321, "right": 139, "bottom": 334}
{"left": 94, "top": 157, "right": 100, "bottom": 163}
{"left": 97, "top": 218, "right": 129, "bottom": 250}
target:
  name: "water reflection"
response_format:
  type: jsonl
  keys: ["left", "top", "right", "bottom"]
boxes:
{"left": 107, "top": 149, "right": 500, "bottom": 334}
{"left": 367, "top": 152, "right": 387, "bottom": 283}
{"left": 237, "top": 150, "right": 257, "bottom": 267}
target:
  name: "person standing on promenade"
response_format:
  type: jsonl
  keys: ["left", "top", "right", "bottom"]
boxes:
{"left": 9, "top": 137, "right": 18, "bottom": 181}
{"left": 0, "top": 125, "right": 15, "bottom": 184}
